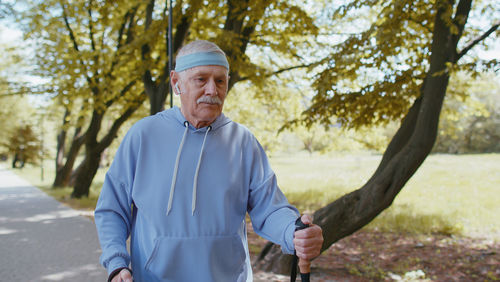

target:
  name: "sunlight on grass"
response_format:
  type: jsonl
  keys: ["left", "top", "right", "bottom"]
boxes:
{"left": 270, "top": 151, "right": 380, "bottom": 212}
{"left": 379, "top": 154, "right": 500, "bottom": 237}
{"left": 271, "top": 152, "right": 500, "bottom": 239}
{"left": 9, "top": 153, "right": 500, "bottom": 239}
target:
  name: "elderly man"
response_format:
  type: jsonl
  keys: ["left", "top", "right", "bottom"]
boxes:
{"left": 95, "top": 40, "right": 323, "bottom": 282}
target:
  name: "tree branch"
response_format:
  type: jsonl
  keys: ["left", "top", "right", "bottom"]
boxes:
{"left": 115, "top": 9, "right": 132, "bottom": 51}
{"left": 61, "top": 2, "right": 94, "bottom": 91}
{"left": 87, "top": 0, "right": 100, "bottom": 83}
{"left": 87, "top": 0, "right": 96, "bottom": 52}
{"left": 450, "top": 0, "right": 472, "bottom": 63}
{"left": 238, "top": 62, "right": 318, "bottom": 82}
{"left": 98, "top": 93, "right": 146, "bottom": 151}
{"left": 61, "top": 3, "right": 80, "bottom": 52}
{"left": 141, "top": 0, "right": 155, "bottom": 60}
{"left": 107, "top": 7, "right": 136, "bottom": 79}
{"left": 104, "top": 79, "right": 138, "bottom": 108}
{"left": 125, "top": 6, "right": 138, "bottom": 45}
{"left": 456, "top": 20, "right": 500, "bottom": 62}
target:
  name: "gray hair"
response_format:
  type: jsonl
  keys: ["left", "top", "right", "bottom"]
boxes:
{"left": 176, "top": 40, "right": 227, "bottom": 63}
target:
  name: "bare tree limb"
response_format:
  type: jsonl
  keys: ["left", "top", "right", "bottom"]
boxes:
{"left": 238, "top": 62, "right": 318, "bottom": 82}
{"left": 456, "top": 20, "right": 500, "bottom": 62}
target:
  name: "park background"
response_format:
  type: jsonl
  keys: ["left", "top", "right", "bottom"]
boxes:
{"left": 1, "top": 0, "right": 499, "bottom": 280}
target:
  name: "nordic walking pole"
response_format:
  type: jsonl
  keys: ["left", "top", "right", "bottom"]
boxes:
{"left": 291, "top": 217, "right": 311, "bottom": 282}
{"left": 298, "top": 257, "right": 311, "bottom": 282}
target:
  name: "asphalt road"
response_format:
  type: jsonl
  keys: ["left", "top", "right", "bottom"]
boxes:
{"left": 0, "top": 165, "right": 107, "bottom": 281}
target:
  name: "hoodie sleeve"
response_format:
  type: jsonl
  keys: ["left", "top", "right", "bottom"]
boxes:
{"left": 94, "top": 128, "right": 138, "bottom": 274}
{"left": 246, "top": 137, "right": 299, "bottom": 254}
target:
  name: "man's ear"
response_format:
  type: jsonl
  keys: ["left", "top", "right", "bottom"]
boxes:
{"left": 171, "top": 70, "right": 181, "bottom": 95}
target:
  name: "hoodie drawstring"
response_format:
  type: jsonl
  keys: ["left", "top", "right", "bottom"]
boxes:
{"left": 192, "top": 125, "right": 211, "bottom": 215}
{"left": 166, "top": 121, "right": 211, "bottom": 216}
{"left": 167, "top": 121, "right": 189, "bottom": 216}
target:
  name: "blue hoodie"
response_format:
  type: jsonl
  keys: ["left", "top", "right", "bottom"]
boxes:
{"left": 95, "top": 107, "right": 299, "bottom": 281}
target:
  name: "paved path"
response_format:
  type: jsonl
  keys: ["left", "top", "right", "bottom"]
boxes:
{"left": 0, "top": 165, "right": 107, "bottom": 281}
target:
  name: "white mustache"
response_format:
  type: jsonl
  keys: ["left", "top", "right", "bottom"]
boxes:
{"left": 197, "top": 96, "right": 222, "bottom": 105}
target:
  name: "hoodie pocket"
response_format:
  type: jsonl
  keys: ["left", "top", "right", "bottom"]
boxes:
{"left": 144, "top": 234, "right": 246, "bottom": 281}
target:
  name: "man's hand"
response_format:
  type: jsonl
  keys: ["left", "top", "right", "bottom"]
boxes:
{"left": 111, "top": 268, "right": 133, "bottom": 282}
{"left": 293, "top": 214, "right": 323, "bottom": 260}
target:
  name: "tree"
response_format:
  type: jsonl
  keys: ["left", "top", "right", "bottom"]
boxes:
{"left": 22, "top": 0, "right": 148, "bottom": 196}
{"left": 255, "top": 0, "right": 499, "bottom": 273}
{"left": 21, "top": 0, "right": 321, "bottom": 197}
{"left": 434, "top": 72, "right": 500, "bottom": 153}
{"left": 0, "top": 26, "right": 38, "bottom": 161}
{"left": 141, "top": 0, "right": 322, "bottom": 114}
{"left": 6, "top": 124, "right": 42, "bottom": 168}
{"left": 0, "top": 95, "right": 37, "bottom": 158}
{"left": 225, "top": 77, "right": 307, "bottom": 153}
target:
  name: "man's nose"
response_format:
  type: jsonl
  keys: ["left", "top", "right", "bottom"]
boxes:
{"left": 205, "top": 78, "right": 217, "bottom": 96}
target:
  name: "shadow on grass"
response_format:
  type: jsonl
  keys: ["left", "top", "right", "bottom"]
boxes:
{"left": 366, "top": 204, "right": 463, "bottom": 236}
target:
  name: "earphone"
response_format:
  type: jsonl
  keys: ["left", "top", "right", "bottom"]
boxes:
{"left": 175, "top": 83, "right": 182, "bottom": 94}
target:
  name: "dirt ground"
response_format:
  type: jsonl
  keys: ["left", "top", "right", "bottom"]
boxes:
{"left": 248, "top": 228, "right": 500, "bottom": 281}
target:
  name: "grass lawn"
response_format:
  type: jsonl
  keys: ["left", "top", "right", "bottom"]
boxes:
{"left": 9, "top": 152, "right": 500, "bottom": 239}
{"left": 271, "top": 152, "right": 500, "bottom": 239}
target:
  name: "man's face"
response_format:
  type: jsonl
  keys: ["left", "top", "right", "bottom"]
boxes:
{"left": 175, "top": 65, "right": 229, "bottom": 128}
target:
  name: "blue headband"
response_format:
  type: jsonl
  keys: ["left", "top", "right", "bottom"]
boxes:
{"left": 175, "top": 52, "right": 229, "bottom": 72}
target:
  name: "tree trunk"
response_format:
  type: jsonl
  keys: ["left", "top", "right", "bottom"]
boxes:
{"left": 53, "top": 109, "right": 68, "bottom": 184}
{"left": 254, "top": 0, "right": 473, "bottom": 274}
{"left": 222, "top": 0, "right": 266, "bottom": 91}
{"left": 53, "top": 109, "right": 85, "bottom": 188}
{"left": 142, "top": 0, "right": 195, "bottom": 116}
{"left": 71, "top": 147, "right": 101, "bottom": 198}
{"left": 148, "top": 82, "right": 168, "bottom": 115}
{"left": 52, "top": 135, "right": 84, "bottom": 187}
{"left": 70, "top": 95, "right": 146, "bottom": 198}
{"left": 144, "top": 71, "right": 170, "bottom": 115}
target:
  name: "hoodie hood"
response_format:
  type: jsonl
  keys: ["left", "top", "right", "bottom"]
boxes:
{"left": 170, "top": 106, "right": 231, "bottom": 132}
